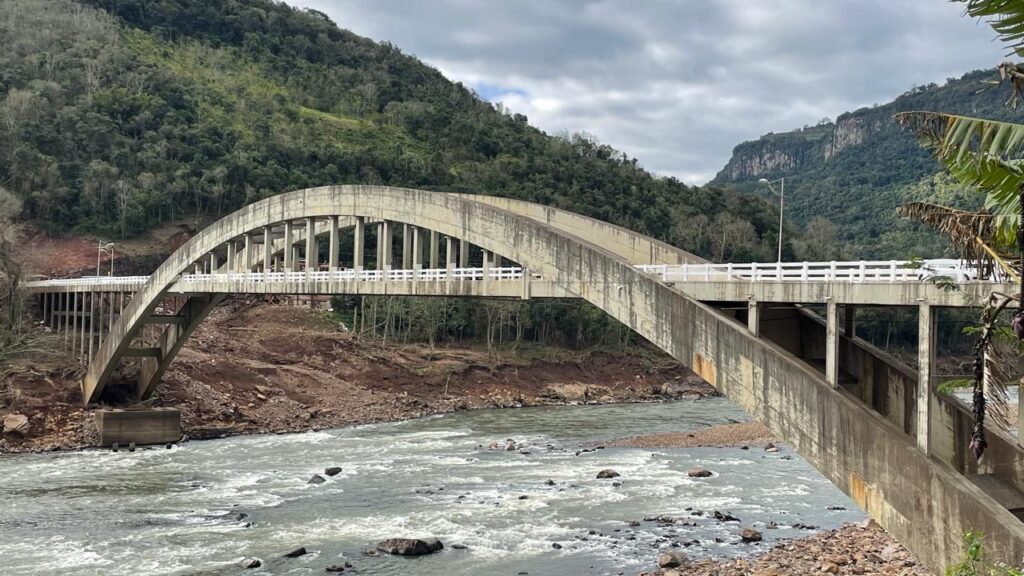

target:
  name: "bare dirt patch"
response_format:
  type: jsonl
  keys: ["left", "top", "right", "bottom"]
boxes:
{"left": 610, "top": 421, "right": 775, "bottom": 449}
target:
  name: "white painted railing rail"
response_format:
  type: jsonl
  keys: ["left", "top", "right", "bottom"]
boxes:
{"left": 634, "top": 259, "right": 992, "bottom": 283}
{"left": 23, "top": 259, "right": 996, "bottom": 290}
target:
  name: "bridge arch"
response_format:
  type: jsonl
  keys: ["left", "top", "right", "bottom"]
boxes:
{"left": 80, "top": 185, "right": 1024, "bottom": 568}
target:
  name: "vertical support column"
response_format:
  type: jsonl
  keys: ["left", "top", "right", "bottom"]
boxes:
{"left": 918, "top": 302, "right": 935, "bottom": 455}
{"left": 844, "top": 305, "right": 856, "bottom": 338}
{"left": 210, "top": 250, "right": 220, "bottom": 274}
{"left": 482, "top": 250, "right": 491, "bottom": 288}
{"left": 747, "top": 300, "right": 760, "bottom": 336}
{"left": 412, "top": 227, "right": 423, "bottom": 275}
{"left": 109, "top": 291, "right": 115, "bottom": 331}
{"left": 429, "top": 231, "right": 439, "bottom": 269}
{"left": 459, "top": 239, "right": 469, "bottom": 268}
{"left": 263, "top": 227, "right": 272, "bottom": 273}
{"left": 283, "top": 221, "right": 294, "bottom": 271}
{"left": 402, "top": 223, "right": 412, "bottom": 269}
{"left": 305, "top": 217, "right": 316, "bottom": 276}
{"left": 825, "top": 299, "right": 839, "bottom": 388}
{"left": 50, "top": 292, "right": 57, "bottom": 331}
{"left": 381, "top": 220, "right": 393, "bottom": 271}
{"left": 328, "top": 215, "right": 340, "bottom": 272}
{"left": 62, "top": 292, "right": 69, "bottom": 347}
{"left": 71, "top": 292, "right": 78, "bottom": 355}
{"left": 79, "top": 292, "right": 87, "bottom": 357}
{"left": 353, "top": 216, "right": 365, "bottom": 271}
{"left": 521, "top": 267, "right": 531, "bottom": 299}
{"left": 243, "top": 234, "right": 252, "bottom": 273}
{"left": 88, "top": 292, "right": 95, "bottom": 360}
{"left": 445, "top": 236, "right": 455, "bottom": 275}
{"left": 375, "top": 223, "right": 385, "bottom": 270}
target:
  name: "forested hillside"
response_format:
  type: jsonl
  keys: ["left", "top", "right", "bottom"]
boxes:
{"left": 0, "top": 0, "right": 784, "bottom": 264}
{"left": 711, "top": 69, "right": 1021, "bottom": 259}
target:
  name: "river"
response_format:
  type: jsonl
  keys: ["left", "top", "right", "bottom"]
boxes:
{"left": 1, "top": 399, "right": 862, "bottom": 575}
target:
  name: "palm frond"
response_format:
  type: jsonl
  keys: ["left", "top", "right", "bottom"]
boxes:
{"left": 896, "top": 202, "right": 1015, "bottom": 277}
{"left": 895, "top": 111, "right": 1024, "bottom": 244}
{"left": 956, "top": 0, "right": 1024, "bottom": 58}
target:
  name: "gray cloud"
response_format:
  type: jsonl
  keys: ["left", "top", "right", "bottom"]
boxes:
{"left": 288, "top": 0, "right": 1005, "bottom": 184}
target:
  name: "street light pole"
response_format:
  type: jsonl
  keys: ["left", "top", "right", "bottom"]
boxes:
{"left": 758, "top": 177, "right": 786, "bottom": 262}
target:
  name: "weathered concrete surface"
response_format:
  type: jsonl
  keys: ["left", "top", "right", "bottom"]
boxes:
{"left": 94, "top": 408, "right": 180, "bottom": 447}
{"left": 77, "top": 186, "right": 1024, "bottom": 570}
{"left": 675, "top": 279, "right": 1010, "bottom": 307}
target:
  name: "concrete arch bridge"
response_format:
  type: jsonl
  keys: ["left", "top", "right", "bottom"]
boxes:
{"left": 21, "top": 186, "right": 1024, "bottom": 570}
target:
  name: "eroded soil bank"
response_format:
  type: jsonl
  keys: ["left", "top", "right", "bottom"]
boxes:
{"left": 0, "top": 301, "right": 711, "bottom": 453}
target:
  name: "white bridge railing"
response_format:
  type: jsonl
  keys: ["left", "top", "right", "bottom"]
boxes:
{"left": 635, "top": 260, "right": 984, "bottom": 283}
{"left": 179, "top": 267, "right": 529, "bottom": 284}
{"left": 24, "top": 259, "right": 993, "bottom": 290}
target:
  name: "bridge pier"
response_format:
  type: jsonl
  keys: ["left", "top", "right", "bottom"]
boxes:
{"left": 402, "top": 223, "right": 412, "bottom": 269}
{"left": 917, "top": 302, "right": 935, "bottom": 454}
{"left": 353, "top": 216, "right": 365, "bottom": 271}
{"left": 429, "top": 230, "right": 439, "bottom": 269}
{"left": 381, "top": 221, "right": 393, "bottom": 271}
{"left": 305, "top": 217, "right": 315, "bottom": 275}
{"left": 747, "top": 300, "right": 760, "bottom": 336}
{"left": 459, "top": 239, "right": 469, "bottom": 268}
{"left": 826, "top": 299, "right": 839, "bottom": 387}
{"left": 283, "top": 221, "right": 294, "bottom": 271}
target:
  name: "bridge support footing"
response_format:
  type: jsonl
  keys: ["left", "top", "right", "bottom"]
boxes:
{"left": 95, "top": 408, "right": 180, "bottom": 447}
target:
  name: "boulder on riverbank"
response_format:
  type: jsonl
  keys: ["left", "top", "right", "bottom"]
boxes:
{"left": 3, "top": 413, "right": 29, "bottom": 435}
{"left": 740, "top": 527, "right": 762, "bottom": 543}
{"left": 376, "top": 538, "right": 444, "bottom": 556}
{"left": 658, "top": 550, "right": 689, "bottom": 568}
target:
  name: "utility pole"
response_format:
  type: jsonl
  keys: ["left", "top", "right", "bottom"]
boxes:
{"left": 758, "top": 177, "right": 786, "bottom": 262}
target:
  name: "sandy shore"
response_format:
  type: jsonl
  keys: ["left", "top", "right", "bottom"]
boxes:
{"left": 610, "top": 421, "right": 775, "bottom": 449}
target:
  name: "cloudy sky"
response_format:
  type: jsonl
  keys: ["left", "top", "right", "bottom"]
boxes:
{"left": 287, "top": 1, "right": 1005, "bottom": 184}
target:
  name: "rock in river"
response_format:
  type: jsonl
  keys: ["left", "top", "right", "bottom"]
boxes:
{"left": 596, "top": 469, "right": 620, "bottom": 479}
{"left": 740, "top": 527, "right": 763, "bottom": 543}
{"left": 308, "top": 474, "right": 327, "bottom": 485}
{"left": 376, "top": 538, "right": 444, "bottom": 556}
{"left": 658, "top": 550, "right": 689, "bottom": 568}
{"left": 324, "top": 467, "right": 343, "bottom": 477}
{"left": 283, "top": 546, "right": 308, "bottom": 557}
{"left": 686, "top": 467, "right": 712, "bottom": 478}
{"left": 238, "top": 557, "right": 261, "bottom": 568}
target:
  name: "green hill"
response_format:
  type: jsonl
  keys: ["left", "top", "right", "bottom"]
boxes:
{"left": 711, "top": 69, "right": 1020, "bottom": 259}
{"left": 0, "top": 0, "right": 785, "bottom": 264}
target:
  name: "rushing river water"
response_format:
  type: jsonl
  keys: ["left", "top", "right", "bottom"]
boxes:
{"left": 1, "top": 399, "right": 863, "bottom": 575}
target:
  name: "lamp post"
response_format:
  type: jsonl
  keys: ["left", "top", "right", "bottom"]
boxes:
{"left": 97, "top": 241, "right": 114, "bottom": 277}
{"left": 758, "top": 177, "right": 785, "bottom": 262}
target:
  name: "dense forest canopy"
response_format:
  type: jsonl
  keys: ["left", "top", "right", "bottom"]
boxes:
{"left": 0, "top": 0, "right": 785, "bottom": 263}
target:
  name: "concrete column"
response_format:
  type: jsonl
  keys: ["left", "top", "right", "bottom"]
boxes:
{"left": 445, "top": 236, "right": 455, "bottom": 275}
{"left": 747, "top": 300, "right": 761, "bottom": 336}
{"left": 210, "top": 250, "right": 220, "bottom": 274}
{"left": 429, "top": 231, "right": 439, "bottom": 269}
{"left": 825, "top": 299, "right": 839, "bottom": 387}
{"left": 263, "top": 227, "right": 272, "bottom": 272}
{"left": 329, "top": 216, "right": 339, "bottom": 271}
{"left": 63, "top": 293, "right": 69, "bottom": 347}
{"left": 96, "top": 292, "right": 104, "bottom": 349}
{"left": 71, "top": 292, "right": 78, "bottom": 354}
{"left": 194, "top": 262, "right": 202, "bottom": 275}
{"left": 243, "top": 234, "right": 252, "bottom": 272}
{"left": 375, "top": 223, "right": 385, "bottom": 270}
{"left": 50, "top": 292, "right": 57, "bottom": 331}
{"left": 521, "top": 267, "right": 531, "bottom": 299}
{"left": 305, "top": 217, "right": 316, "bottom": 275}
{"left": 844, "top": 305, "right": 856, "bottom": 338}
{"left": 79, "top": 292, "right": 87, "bottom": 357}
{"left": 482, "top": 250, "right": 491, "bottom": 287}
{"left": 402, "top": 223, "right": 412, "bottom": 269}
{"left": 353, "top": 216, "right": 365, "bottom": 271}
{"left": 412, "top": 227, "right": 423, "bottom": 270}
{"left": 382, "top": 221, "right": 393, "bottom": 271}
{"left": 108, "top": 291, "right": 115, "bottom": 331}
{"left": 459, "top": 239, "right": 469, "bottom": 268}
{"left": 917, "top": 302, "right": 935, "bottom": 454}
{"left": 88, "top": 292, "right": 95, "bottom": 360}
{"left": 283, "top": 221, "right": 294, "bottom": 271}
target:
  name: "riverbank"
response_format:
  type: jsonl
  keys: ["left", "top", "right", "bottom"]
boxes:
{"left": 640, "top": 523, "right": 929, "bottom": 575}
{"left": 0, "top": 301, "right": 713, "bottom": 454}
